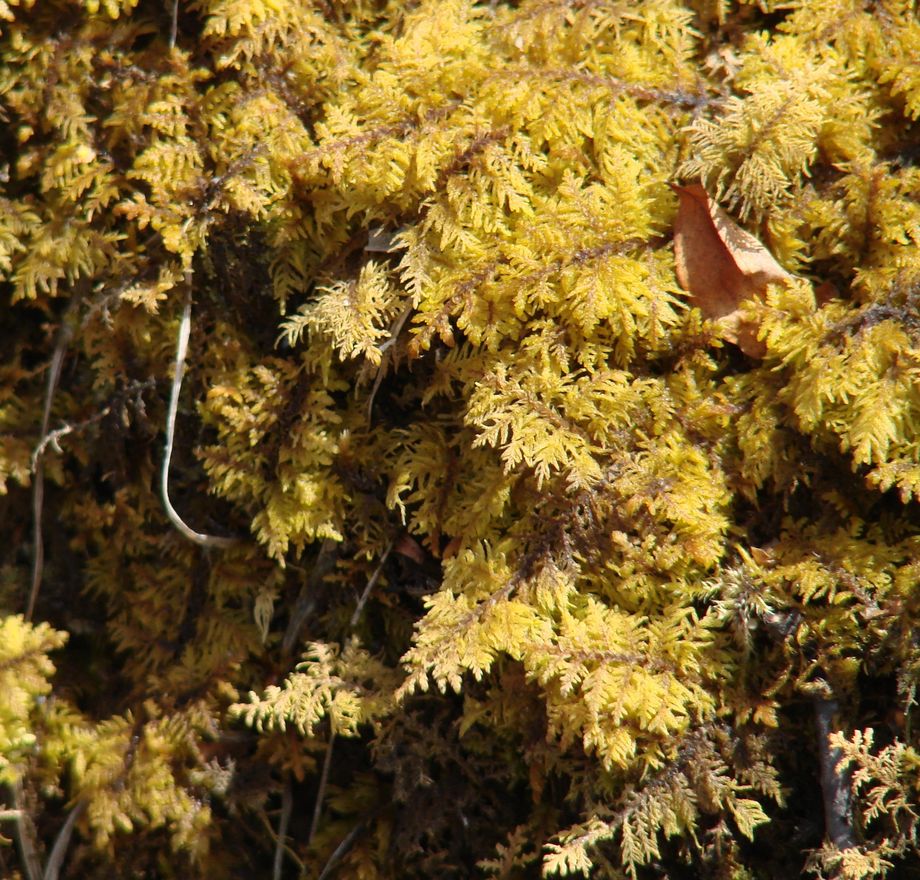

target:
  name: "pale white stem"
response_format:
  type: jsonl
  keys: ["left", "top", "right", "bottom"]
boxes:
{"left": 161, "top": 282, "right": 237, "bottom": 549}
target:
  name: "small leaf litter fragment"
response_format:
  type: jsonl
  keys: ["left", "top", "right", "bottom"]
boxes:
{"left": 672, "top": 183, "right": 791, "bottom": 357}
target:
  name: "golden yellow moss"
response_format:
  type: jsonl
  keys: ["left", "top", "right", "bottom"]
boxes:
{"left": 2, "top": 1, "right": 920, "bottom": 877}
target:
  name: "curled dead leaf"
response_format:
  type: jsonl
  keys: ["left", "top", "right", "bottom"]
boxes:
{"left": 393, "top": 532, "right": 426, "bottom": 564}
{"left": 671, "top": 183, "right": 791, "bottom": 357}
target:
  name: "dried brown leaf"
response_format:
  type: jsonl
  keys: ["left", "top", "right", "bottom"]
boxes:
{"left": 393, "top": 532, "right": 426, "bottom": 564}
{"left": 672, "top": 183, "right": 791, "bottom": 357}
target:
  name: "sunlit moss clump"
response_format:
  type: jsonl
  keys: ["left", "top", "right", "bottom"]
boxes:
{"left": 2, "top": 1, "right": 920, "bottom": 877}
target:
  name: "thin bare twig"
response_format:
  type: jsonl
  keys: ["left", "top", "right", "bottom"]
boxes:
{"left": 255, "top": 810, "right": 304, "bottom": 871}
{"left": 349, "top": 539, "right": 394, "bottom": 628}
{"left": 28, "top": 314, "right": 73, "bottom": 620}
{"left": 273, "top": 777, "right": 293, "bottom": 880}
{"left": 316, "top": 821, "right": 364, "bottom": 880}
{"left": 287, "top": 531, "right": 385, "bottom": 873}
{"left": 303, "top": 536, "right": 395, "bottom": 866}
{"left": 160, "top": 281, "right": 237, "bottom": 549}
{"left": 366, "top": 303, "right": 412, "bottom": 424}
{"left": 308, "top": 733, "right": 335, "bottom": 846}
{"left": 282, "top": 540, "right": 338, "bottom": 656}
{"left": 10, "top": 780, "right": 42, "bottom": 880}
{"left": 42, "top": 800, "right": 86, "bottom": 880}
{"left": 31, "top": 406, "right": 114, "bottom": 471}
{"left": 168, "top": 0, "right": 179, "bottom": 49}
{"left": 300, "top": 536, "right": 393, "bottom": 865}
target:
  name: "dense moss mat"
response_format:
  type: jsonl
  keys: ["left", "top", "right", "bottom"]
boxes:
{"left": 2, "top": 0, "right": 920, "bottom": 877}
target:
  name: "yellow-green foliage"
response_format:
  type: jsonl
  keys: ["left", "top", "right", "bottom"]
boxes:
{"left": 231, "top": 638, "right": 398, "bottom": 737}
{"left": 1, "top": 0, "right": 920, "bottom": 878}
{"left": 0, "top": 617, "right": 67, "bottom": 786}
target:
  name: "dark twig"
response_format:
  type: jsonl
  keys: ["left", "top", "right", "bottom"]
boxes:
{"left": 282, "top": 539, "right": 338, "bottom": 656}
{"left": 813, "top": 695, "right": 856, "bottom": 849}
{"left": 255, "top": 809, "right": 304, "bottom": 872}
{"left": 316, "top": 820, "right": 365, "bottom": 880}
{"left": 349, "top": 539, "right": 394, "bottom": 628}
{"left": 309, "top": 733, "right": 335, "bottom": 846}
{"left": 273, "top": 777, "right": 293, "bottom": 880}
{"left": 307, "top": 538, "right": 395, "bottom": 869}
{"left": 27, "top": 313, "right": 73, "bottom": 620}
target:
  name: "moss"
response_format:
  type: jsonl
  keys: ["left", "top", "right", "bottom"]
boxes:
{"left": 2, "top": 1, "right": 920, "bottom": 877}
